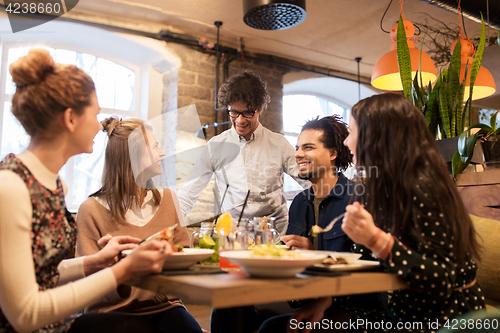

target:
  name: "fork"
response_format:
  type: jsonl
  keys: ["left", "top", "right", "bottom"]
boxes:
{"left": 312, "top": 204, "right": 365, "bottom": 236}
{"left": 138, "top": 223, "right": 178, "bottom": 245}
{"left": 312, "top": 213, "right": 346, "bottom": 236}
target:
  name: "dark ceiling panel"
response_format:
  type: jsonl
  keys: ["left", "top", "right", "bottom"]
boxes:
{"left": 421, "top": 0, "right": 500, "bottom": 29}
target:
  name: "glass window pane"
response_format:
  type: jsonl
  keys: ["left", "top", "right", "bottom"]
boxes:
{"left": 1, "top": 102, "right": 30, "bottom": 160}
{"left": 78, "top": 53, "right": 97, "bottom": 80}
{"left": 114, "top": 64, "right": 135, "bottom": 111}
{"left": 283, "top": 95, "right": 324, "bottom": 135}
{"left": 54, "top": 49, "right": 77, "bottom": 65}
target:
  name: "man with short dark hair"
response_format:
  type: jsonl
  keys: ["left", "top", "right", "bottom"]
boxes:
{"left": 281, "top": 115, "right": 354, "bottom": 251}
{"left": 178, "top": 71, "right": 308, "bottom": 233}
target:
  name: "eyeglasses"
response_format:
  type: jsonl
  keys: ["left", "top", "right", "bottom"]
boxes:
{"left": 227, "top": 107, "right": 256, "bottom": 119}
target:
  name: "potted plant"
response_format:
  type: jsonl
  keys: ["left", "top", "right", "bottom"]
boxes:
{"left": 453, "top": 111, "right": 500, "bottom": 174}
{"left": 396, "top": 15, "right": 488, "bottom": 176}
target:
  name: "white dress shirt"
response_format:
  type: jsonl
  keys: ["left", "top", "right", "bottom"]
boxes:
{"left": 177, "top": 123, "right": 309, "bottom": 234}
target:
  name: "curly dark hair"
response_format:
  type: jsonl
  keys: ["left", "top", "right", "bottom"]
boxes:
{"left": 217, "top": 71, "right": 270, "bottom": 111}
{"left": 301, "top": 115, "right": 352, "bottom": 173}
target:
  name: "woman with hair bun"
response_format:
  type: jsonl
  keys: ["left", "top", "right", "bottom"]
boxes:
{"left": 75, "top": 116, "right": 203, "bottom": 333}
{"left": 0, "top": 49, "right": 173, "bottom": 333}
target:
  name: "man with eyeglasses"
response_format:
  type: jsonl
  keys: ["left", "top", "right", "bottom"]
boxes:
{"left": 178, "top": 71, "right": 309, "bottom": 234}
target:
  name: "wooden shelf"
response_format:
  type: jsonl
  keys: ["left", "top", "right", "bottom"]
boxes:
{"left": 455, "top": 169, "right": 500, "bottom": 187}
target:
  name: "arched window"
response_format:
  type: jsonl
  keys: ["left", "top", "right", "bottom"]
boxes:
{"left": 0, "top": 45, "right": 138, "bottom": 210}
{"left": 283, "top": 94, "right": 349, "bottom": 148}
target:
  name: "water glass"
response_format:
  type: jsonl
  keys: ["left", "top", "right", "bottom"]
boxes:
{"left": 219, "top": 219, "right": 248, "bottom": 272}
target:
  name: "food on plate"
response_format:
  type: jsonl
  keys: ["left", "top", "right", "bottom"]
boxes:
{"left": 321, "top": 256, "right": 348, "bottom": 265}
{"left": 159, "top": 227, "right": 183, "bottom": 252}
{"left": 251, "top": 244, "right": 304, "bottom": 258}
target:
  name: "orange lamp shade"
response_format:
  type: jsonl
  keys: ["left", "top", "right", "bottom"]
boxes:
{"left": 461, "top": 64, "right": 496, "bottom": 101}
{"left": 371, "top": 20, "right": 437, "bottom": 91}
{"left": 451, "top": 39, "right": 496, "bottom": 101}
{"left": 371, "top": 43, "right": 437, "bottom": 91}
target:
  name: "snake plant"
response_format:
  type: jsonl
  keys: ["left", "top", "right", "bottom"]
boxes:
{"left": 396, "top": 15, "right": 489, "bottom": 177}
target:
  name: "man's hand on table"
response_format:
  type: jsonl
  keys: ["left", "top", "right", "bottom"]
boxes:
{"left": 280, "top": 235, "right": 314, "bottom": 250}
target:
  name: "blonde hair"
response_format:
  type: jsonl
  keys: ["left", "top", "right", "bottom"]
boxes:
{"left": 91, "top": 116, "right": 161, "bottom": 224}
{"left": 9, "top": 48, "right": 95, "bottom": 139}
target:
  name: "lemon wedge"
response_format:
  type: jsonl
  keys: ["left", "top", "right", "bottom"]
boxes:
{"left": 216, "top": 212, "right": 233, "bottom": 235}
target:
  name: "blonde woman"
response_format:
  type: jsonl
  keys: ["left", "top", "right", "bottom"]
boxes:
{"left": 0, "top": 49, "right": 171, "bottom": 333}
{"left": 76, "top": 117, "right": 202, "bottom": 333}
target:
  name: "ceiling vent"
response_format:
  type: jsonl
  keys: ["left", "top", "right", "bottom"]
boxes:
{"left": 243, "top": 0, "right": 306, "bottom": 30}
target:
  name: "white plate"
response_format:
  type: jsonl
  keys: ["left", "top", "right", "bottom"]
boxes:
{"left": 311, "top": 259, "right": 380, "bottom": 272}
{"left": 122, "top": 248, "right": 215, "bottom": 270}
{"left": 220, "top": 250, "right": 328, "bottom": 278}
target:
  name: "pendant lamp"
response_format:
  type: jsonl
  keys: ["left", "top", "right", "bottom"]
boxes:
{"left": 450, "top": 1, "right": 496, "bottom": 101}
{"left": 371, "top": 1, "right": 436, "bottom": 91}
{"left": 372, "top": 20, "right": 437, "bottom": 91}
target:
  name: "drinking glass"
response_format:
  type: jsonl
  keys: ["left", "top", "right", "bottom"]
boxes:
{"left": 190, "top": 222, "right": 219, "bottom": 265}
{"left": 252, "top": 217, "right": 279, "bottom": 246}
{"left": 219, "top": 219, "right": 248, "bottom": 272}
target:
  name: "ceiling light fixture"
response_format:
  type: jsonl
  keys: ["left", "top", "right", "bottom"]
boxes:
{"left": 243, "top": 0, "right": 306, "bottom": 30}
{"left": 371, "top": 0, "right": 437, "bottom": 91}
{"left": 451, "top": 0, "right": 496, "bottom": 101}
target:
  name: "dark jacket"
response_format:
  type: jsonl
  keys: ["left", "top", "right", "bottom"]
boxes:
{"left": 286, "top": 173, "right": 353, "bottom": 251}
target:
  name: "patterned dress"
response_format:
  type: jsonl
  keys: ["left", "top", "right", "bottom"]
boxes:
{"left": 349, "top": 187, "right": 485, "bottom": 333}
{"left": 0, "top": 154, "right": 77, "bottom": 333}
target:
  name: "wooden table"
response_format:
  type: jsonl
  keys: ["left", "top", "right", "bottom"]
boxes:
{"left": 128, "top": 270, "right": 408, "bottom": 309}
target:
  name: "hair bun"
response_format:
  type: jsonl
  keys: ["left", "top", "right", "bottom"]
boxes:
{"left": 9, "top": 49, "right": 55, "bottom": 87}
{"left": 101, "top": 116, "right": 121, "bottom": 137}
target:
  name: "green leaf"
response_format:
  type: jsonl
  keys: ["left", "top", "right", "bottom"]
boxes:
{"left": 438, "top": 73, "right": 451, "bottom": 138}
{"left": 397, "top": 16, "right": 412, "bottom": 100}
{"left": 425, "top": 77, "right": 440, "bottom": 137}
{"left": 452, "top": 150, "right": 470, "bottom": 177}
{"left": 457, "top": 130, "right": 468, "bottom": 156}
{"left": 461, "top": 134, "right": 478, "bottom": 163}
{"left": 412, "top": 72, "right": 425, "bottom": 106}
{"left": 449, "top": 40, "right": 462, "bottom": 88}
{"left": 456, "top": 77, "right": 467, "bottom": 134}
{"left": 469, "top": 123, "right": 493, "bottom": 132}
{"left": 469, "top": 15, "right": 486, "bottom": 100}
{"left": 490, "top": 111, "right": 499, "bottom": 131}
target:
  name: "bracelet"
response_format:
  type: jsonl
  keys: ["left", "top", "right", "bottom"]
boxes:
{"left": 377, "top": 235, "right": 394, "bottom": 259}
{"left": 372, "top": 232, "right": 391, "bottom": 257}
